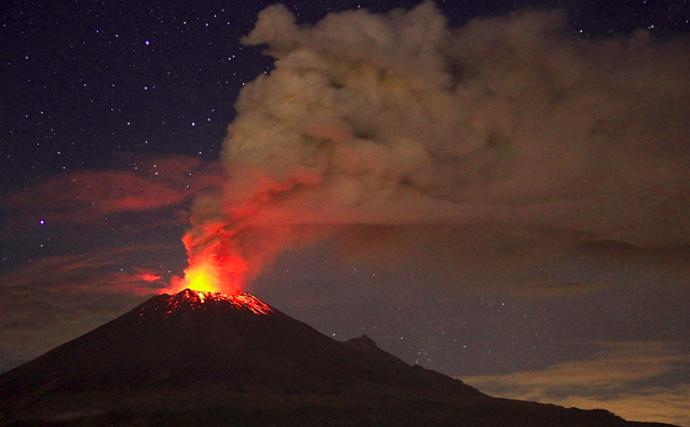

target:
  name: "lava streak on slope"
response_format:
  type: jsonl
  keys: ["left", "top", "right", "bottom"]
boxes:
{"left": 169, "top": 289, "right": 272, "bottom": 315}
{"left": 138, "top": 289, "right": 272, "bottom": 319}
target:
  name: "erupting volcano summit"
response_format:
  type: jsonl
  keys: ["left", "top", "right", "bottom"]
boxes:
{"left": 0, "top": 289, "right": 677, "bottom": 426}
{"left": 152, "top": 289, "right": 272, "bottom": 316}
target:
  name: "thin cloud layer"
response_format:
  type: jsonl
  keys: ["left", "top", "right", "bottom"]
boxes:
{"left": 465, "top": 342, "right": 690, "bottom": 426}
{"left": 9, "top": 155, "right": 221, "bottom": 225}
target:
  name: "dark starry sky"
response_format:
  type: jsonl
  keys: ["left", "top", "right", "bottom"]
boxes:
{"left": 2, "top": 0, "right": 688, "bottom": 259}
{"left": 1, "top": 1, "right": 690, "bottom": 423}
{"left": 3, "top": 0, "right": 689, "bottom": 194}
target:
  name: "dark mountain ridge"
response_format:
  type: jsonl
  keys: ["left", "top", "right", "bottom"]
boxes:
{"left": 0, "top": 289, "right": 678, "bottom": 426}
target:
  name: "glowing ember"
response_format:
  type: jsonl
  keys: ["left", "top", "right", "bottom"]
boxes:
{"left": 165, "top": 288, "right": 272, "bottom": 315}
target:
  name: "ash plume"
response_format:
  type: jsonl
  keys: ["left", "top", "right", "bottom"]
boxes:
{"left": 184, "top": 2, "right": 690, "bottom": 289}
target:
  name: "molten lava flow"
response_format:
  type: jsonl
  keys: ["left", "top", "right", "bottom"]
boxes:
{"left": 165, "top": 289, "right": 272, "bottom": 315}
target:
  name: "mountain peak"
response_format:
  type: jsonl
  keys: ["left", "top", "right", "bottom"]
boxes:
{"left": 347, "top": 334, "right": 379, "bottom": 349}
{"left": 1, "top": 289, "right": 674, "bottom": 426}
{"left": 139, "top": 288, "right": 272, "bottom": 317}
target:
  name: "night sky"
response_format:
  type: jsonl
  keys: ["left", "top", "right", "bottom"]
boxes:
{"left": 2, "top": 1, "right": 690, "bottom": 425}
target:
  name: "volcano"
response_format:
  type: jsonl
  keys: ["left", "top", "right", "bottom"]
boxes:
{"left": 0, "top": 289, "right": 677, "bottom": 426}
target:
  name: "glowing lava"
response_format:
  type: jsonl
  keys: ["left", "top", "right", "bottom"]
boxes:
{"left": 183, "top": 261, "right": 221, "bottom": 293}
{"left": 166, "top": 288, "right": 272, "bottom": 315}
{"left": 176, "top": 225, "right": 250, "bottom": 295}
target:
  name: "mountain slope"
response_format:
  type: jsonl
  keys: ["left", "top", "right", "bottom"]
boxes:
{"left": 0, "top": 289, "right": 678, "bottom": 426}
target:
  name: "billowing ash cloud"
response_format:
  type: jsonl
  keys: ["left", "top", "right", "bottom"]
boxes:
{"left": 185, "top": 2, "right": 690, "bottom": 288}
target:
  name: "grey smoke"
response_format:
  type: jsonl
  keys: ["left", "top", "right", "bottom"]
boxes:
{"left": 186, "top": 2, "right": 690, "bottom": 282}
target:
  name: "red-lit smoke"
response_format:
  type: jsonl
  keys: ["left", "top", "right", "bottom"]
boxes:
{"left": 174, "top": 3, "right": 689, "bottom": 294}
{"left": 174, "top": 211, "right": 300, "bottom": 294}
{"left": 178, "top": 223, "right": 247, "bottom": 294}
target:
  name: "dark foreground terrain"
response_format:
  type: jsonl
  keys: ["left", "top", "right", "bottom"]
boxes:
{"left": 0, "top": 290, "right": 678, "bottom": 426}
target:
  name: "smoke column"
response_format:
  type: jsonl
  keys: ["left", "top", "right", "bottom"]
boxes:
{"left": 180, "top": 2, "right": 690, "bottom": 293}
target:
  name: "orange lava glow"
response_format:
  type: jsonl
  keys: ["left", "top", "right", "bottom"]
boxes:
{"left": 183, "top": 261, "right": 221, "bottom": 293}
{"left": 173, "top": 225, "right": 249, "bottom": 295}
{"left": 168, "top": 288, "right": 272, "bottom": 315}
